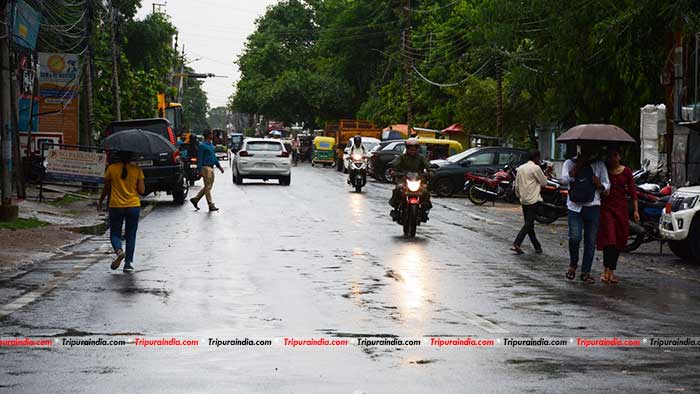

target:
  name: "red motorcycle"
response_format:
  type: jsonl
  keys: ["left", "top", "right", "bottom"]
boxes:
{"left": 464, "top": 165, "right": 517, "bottom": 205}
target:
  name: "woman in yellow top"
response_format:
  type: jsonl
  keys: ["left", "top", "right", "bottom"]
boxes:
{"left": 98, "top": 151, "right": 145, "bottom": 273}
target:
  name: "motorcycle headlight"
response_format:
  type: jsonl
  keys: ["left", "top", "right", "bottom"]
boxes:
{"left": 407, "top": 180, "right": 421, "bottom": 192}
{"left": 352, "top": 154, "right": 363, "bottom": 161}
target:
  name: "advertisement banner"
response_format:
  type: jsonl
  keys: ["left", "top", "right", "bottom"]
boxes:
{"left": 11, "top": 0, "right": 40, "bottom": 50}
{"left": 38, "top": 53, "right": 81, "bottom": 146}
{"left": 45, "top": 149, "right": 106, "bottom": 183}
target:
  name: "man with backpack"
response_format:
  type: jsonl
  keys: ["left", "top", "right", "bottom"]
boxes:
{"left": 561, "top": 144, "right": 610, "bottom": 284}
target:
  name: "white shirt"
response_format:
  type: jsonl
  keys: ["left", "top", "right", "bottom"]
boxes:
{"left": 514, "top": 161, "right": 548, "bottom": 205}
{"left": 560, "top": 158, "right": 611, "bottom": 213}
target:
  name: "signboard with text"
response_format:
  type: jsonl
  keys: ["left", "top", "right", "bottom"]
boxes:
{"left": 45, "top": 149, "right": 106, "bottom": 183}
{"left": 38, "top": 53, "right": 80, "bottom": 146}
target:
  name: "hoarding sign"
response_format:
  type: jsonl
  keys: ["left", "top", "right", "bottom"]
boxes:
{"left": 45, "top": 149, "right": 106, "bottom": 183}
{"left": 38, "top": 53, "right": 80, "bottom": 146}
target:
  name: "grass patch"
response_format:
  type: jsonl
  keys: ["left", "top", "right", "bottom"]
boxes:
{"left": 0, "top": 217, "right": 50, "bottom": 230}
{"left": 49, "top": 194, "right": 83, "bottom": 207}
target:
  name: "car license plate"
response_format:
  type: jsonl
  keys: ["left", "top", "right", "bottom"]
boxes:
{"left": 133, "top": 160, "right": 153, "bottom": 167}
{"left": 189, "top": 164, "right": 197, "bottom": 169}
{"left": 257, "top": 163, "right": 274, "bottom": 168}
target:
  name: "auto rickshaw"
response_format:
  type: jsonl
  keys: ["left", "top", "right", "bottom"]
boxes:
{"left": 311, "top": 136, "right": 336, "bottom": 167}
{"left": 418, "top": 138, "right": 464, "bottom": 161}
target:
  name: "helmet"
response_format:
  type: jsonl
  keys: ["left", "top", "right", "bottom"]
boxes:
{"left": 406, "top": 138, "right": 419, "bottom": 147}
{"left": 353, "top": 135, "right": 362, "bottom": 147}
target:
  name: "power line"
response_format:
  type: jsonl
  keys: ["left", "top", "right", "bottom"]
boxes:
{"left": 412, "top": 58, "right": 491, "bottom": 87}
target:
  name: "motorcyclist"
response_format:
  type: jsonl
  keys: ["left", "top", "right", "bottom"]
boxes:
{"left": 345, "top": 135, "right": 367, "bottom": 170}
{"left": 291, "top": 135, "right": 301, "bottom": 163}
{"left": 389, "top": 138, "right": 432, "bottom": 221}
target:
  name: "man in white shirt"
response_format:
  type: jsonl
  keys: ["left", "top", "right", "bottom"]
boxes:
{"left": 560, "top": 144, "right": 611, "bottom": 283}
{"left": 512, "top": 150, "right": 548, "bottom": 254}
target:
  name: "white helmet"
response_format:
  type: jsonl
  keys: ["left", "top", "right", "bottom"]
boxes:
{"left": 406, "top": 138, "right": 419, "bottom": 147}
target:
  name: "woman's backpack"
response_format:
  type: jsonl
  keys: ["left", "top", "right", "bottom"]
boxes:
{"left": 569, "top": 162, "right": 596, "bottom": 203}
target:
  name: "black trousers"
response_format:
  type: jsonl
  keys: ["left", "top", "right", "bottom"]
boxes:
{"left": 603, "top": 246, "right": 620, "bottom": 270}
{"left": 514, "top": 203, "right": 542, "bottom": 250}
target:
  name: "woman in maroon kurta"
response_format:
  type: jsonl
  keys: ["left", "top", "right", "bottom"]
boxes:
{"left": 597, "top": 149, "right": 639, "bottom": 284}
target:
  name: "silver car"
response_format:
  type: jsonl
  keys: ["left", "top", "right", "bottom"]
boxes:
{"left": 232, "top": 138, "right": 292, "bottom": 185}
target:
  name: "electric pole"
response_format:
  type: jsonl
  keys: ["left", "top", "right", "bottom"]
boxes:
{"left": 0, "top": 1, "right": 18, "bottom": 221}
{"left": 495, "top": 55, "right": 503, "bottom": 137}
{"left": 403, "top": 0, "right": 413, "bottom": 132}
{"left": 81, "top": 0, "right": 96, "bottom": 144}
{"left": 110, "top": 1, "right": 121, "bottom": 121}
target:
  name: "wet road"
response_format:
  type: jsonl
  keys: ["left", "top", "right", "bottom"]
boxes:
{"left": 1, "top": 164, "right": 699, "bottom": 393}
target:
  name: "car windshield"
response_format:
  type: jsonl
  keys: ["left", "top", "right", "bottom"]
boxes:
{"left": 446, "top": 147, "right": 480, "bottom": 163}
{"left": 247, "top": 142, "right": 282, "bottom": 151}
{"left": 362, "top": 142, "right": 379, "bottom": 151}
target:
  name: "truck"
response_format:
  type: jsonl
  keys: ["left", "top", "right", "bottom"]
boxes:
{"left": 157, "top": 93, "right": 184, "bottom": 136}
{"left": 324, "top": 120, "right": 382, "bottom": 172}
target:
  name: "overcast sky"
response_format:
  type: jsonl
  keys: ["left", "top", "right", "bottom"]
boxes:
{"left": 136, "top": 0, "right": 279, "bottom": 109}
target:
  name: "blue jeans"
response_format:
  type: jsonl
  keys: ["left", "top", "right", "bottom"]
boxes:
{"left": 568, "top": 206, "right": 600, "bottom": 274}
{"left": 109, "top": 207, "right": 140, "bottom": 264}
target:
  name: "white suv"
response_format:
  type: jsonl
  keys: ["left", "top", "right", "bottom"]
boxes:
{"left": 231, "top": 138, "right": 291, "bottom": 185}
{"left": 660, "top": 186, "right": 700, "bottom": 260}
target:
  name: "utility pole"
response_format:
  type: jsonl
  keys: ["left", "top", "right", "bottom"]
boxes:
{"left": 0, "top": 1, "right": 18, "bottom": 221}
{"left": 10, "top": 52, "right": 25, "bottom": 199}
{"left": 402, "top": 0, "right": 413, "bottom": 132}
{"left": 110, "top": 1, "right": 121, "bottom": 121}
{"left": 495, "top": 55, "right": 503, "bottom": 137}
{"left": 81, "top": 0, "right": 96, "bottom": 144}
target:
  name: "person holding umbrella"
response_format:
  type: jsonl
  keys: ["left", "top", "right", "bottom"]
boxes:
{"left": 98, "top": 151, "right": 145, "bottom": 273}
{"left": 557, "top": 124, "right": 634, "bottom": 284}
{"left": 190, "top": 130, "right": 224, "bottom": 212}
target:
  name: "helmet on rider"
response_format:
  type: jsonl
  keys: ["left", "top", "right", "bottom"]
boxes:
{"left": 405, "top": 138, "right": 420, "bottom": 155}
{"left": 353, "top": 135, "right": 362, "bottom": 148}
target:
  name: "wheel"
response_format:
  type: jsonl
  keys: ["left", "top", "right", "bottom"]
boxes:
{"left": 669, "top": 240, "right": 691, "bottom": 259}
{"left": 355, "top": 184, "right": 362, "bottom": 193}
{"left": 280, "top": 174, "right": 291, "bottom": 186}
{"left": 403, "top": 205, "right": 418, "bottom": 238}
{"left": 172, "top": 183, "right": 186, "bottom": 204}
{"left": 468, "top": 182, "right": 489, "bottom": 205}
{"left": 434, "top": 178, "right": 455, "bottom": 197}
{"left": 234, "top": 169, "right": 243, "bottom": 185}
{"left": 336, "top": 157, "right": 343, "bottom": 172}
{"left": 383, "top": 167, "right": 394, "bottom": 184}
{"left": 535, "top": 205, "right": 559, "bottom": 224}
{"left": 623, "top": 233, "right": 644, "bottom": 253}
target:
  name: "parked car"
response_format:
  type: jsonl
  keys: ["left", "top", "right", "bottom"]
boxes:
{"left": 231, "top": 138, "right": 291, "bottom": 185}
{"left": 659, "top": 186, "right": 700, "bottom": 261}
{"left": 105, "top": 118, "right": 187, "bottom": 204}
{"left": 369, "top": 138, "right": 464, "bottom": 183}
{"left": 429, "top": 147, "right": 528, "bottom": 197}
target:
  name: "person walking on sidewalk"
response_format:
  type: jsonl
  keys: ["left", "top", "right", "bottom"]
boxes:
{"left": 597, "top": 147, "right": 638, "bottom": 284}
{"left": 98, "top": 151, "right": 145, "bottom": 273}
{"left": 190, "top": 130, "right": 224, "bottom": 212}
{"left": 562, "top": 144, "right": 610, "bottom": 284}
{"left": 511, "top": 150, "right": 548, "bottom": 255}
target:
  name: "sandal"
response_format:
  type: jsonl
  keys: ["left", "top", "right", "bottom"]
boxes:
{"left": 600, "top": 275, "right": 609, "bottom": 283}
{"left": 565, "top": 267, "right": 576, "bottom": 281}
{"left": 510, "top": 244, "right": 524, "bottom": 255}
{"left": 608, "top": 276, "right": 619, "bottom": 284}
{"left": 580, "top": 273, "right": 595, "bottom": 284}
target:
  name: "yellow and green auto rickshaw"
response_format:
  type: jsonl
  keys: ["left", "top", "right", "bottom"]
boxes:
{"left": 311, "top": 136, "right": 336, "bottom": 167}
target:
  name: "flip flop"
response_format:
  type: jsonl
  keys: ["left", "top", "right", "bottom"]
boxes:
{"left": 565, "top": 269, "right": 576, "bottom": 281}
{"left": 580, "top": 273, "right": 595, "bottom": 284}
{"left": 609, "top": 276, "right": 619, "bottom": 284}
{"left": 600, "top": 275, "right": 609, "bottom": 284}
{"left": 510, "top": 245, "right": 524, "bottom": 255}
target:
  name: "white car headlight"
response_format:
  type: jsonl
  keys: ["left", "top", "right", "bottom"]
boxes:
{"left": 673, "top": 195, "right": 699, "bottom": 212}
{"left": 407, "top": 180, "right": 421, "bottom": 192}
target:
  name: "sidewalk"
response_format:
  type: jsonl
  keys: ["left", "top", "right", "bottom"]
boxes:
{"left": 0, "top": 186, "right": 105, "bottom": 273}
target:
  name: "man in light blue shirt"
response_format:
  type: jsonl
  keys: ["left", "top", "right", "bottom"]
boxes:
{"left": 190, "top": 130, "right": 224, "bottom": 212}
{"left": 560, "top": 144, "right": 610, "bottom": 283}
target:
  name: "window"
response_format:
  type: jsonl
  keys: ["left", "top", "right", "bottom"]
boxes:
{"left": 463, "top": 152, "right": 494, "bottom": 166}
{"left": 394, "top": 143, "right": 406, "bottom": 153}
{"left": 497, "top": 152, "right": 516, "bottom": 166}
{"left": 247, "top": 142, "right": 282, "bottom": 152}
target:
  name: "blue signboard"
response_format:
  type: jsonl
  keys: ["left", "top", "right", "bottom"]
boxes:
{"left": 12, "top": 0, "right": 41, "bottom": 50}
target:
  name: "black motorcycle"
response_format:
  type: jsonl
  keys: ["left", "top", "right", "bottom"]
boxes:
{"left": 392, "top": 172, "right": 428, "bottom": 238}
{"left": 535, "top": 177, "right": 569, "bottom": 224}
{"left": 624, "top": 189, "right": 670, "bottom": 252}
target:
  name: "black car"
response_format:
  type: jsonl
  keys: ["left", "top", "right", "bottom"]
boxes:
{"left": 369, "top": 140, "right": 410, "bottom": 182}
{"left": 106, "top": 118, "right": 187, "bottom": 204}
{"left": 429, "top": 147, "right": 529, "bottom": 197}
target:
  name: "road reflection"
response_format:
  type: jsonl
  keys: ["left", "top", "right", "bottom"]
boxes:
{"left": 394, "top": 243, "right": 428, "bottom": 321}
{"left": 349, "top": 193, "right": 365, "bottom": 224}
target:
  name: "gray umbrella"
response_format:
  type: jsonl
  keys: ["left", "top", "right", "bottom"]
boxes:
{"left": 103, "top": 128, "right": 176, "bottom": 154}
{"left": 556, "top": 124, "right": 636, "bottom": 143}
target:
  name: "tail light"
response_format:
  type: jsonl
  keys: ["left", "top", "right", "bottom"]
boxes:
{"left": 542, "top": 185, "right": 556, "bottom": 191}
{"left": 239, "top": 151, "right": 253, "bottom": 157}
{"left": 665, "top": 202, "right": 672, "bottom": 214}
{"left": 166, "top": 126, "right": 176, "bottom": 145}
{"left": 278, "top": 151, "right": 290, "bottom": 158}
{"left": 190, "top": 157, "right": 197, "bottom": 163}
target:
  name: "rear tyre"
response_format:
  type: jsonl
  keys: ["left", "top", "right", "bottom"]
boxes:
{"left": 172, "top": 184, "right": 186, "bottom": 205}
{"left": 355, "top": 184, "right": 362, "bottom": 193}
{"left": 468, "top": 183, "right": 488, "bottom": 205}
{"left": 384, "top": 167, "right": 394, "bottom": 184}
{"left": 535, "top": 205, "right": 559, "bottom": 224}
{"left": 434, "top": 178, "right": 454, "bottom": 197}
{"left": 623, "top": 233, "right": 644, "bottom": 253}
{"left": 234, "top": 170, "right": 244, "bottom": 185}
{"left": 280, "top": 175, "right": 291, "bottom": 186}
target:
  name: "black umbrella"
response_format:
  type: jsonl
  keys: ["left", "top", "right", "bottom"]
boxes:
{"left": 103, "top": 128, "right": 176, "bottom": 154}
